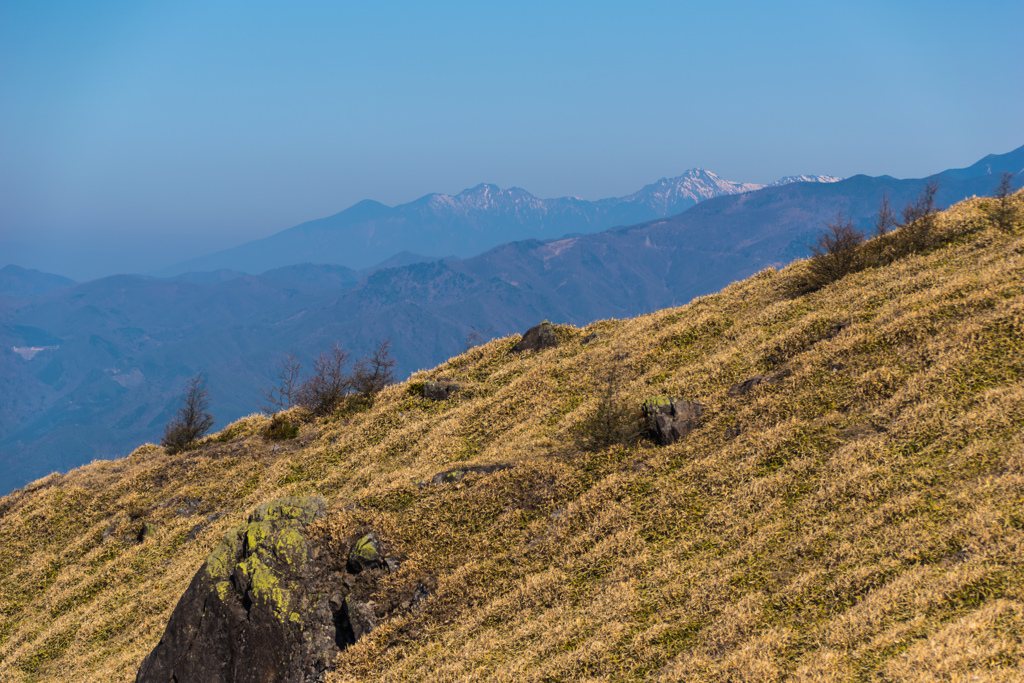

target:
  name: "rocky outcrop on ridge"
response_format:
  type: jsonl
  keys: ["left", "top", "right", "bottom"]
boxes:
{"left": 510, "top": 321, "right": 559, "bottom": 353}
{"left": 136, "top": 496, "right": 411, "bottom": 683}
{"left": 642, "top": 396, "right": 704, "bottom": 445}
{"left": 423, "top": 378, "right": 462, "bottom": 401}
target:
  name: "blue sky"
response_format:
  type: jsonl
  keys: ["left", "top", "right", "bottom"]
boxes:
{"left": 1, "top": 0, "right": 1022, "bottom": 279}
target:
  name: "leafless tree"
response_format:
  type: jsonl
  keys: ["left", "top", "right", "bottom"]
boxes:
{"left": 464, "top": 325, "right": 494, "bottom": 351}
{"left": 990, "top": 171, "right": 1019, "bottom": 233}
{"left": 162, "top": 374, "right": 215, "bottom": 454}
{"left": 897, "top": 178, "right": 941, "bottom": 253}
{"left": 873, "top": 194, "right": 897, "bottom": 238}
{"left": 258, "top": 349, "right": 302, "bottom": 414}
{"left": 805, "top": 210, "right": 865, "bottom": 288}
{"left": 351, "top": 337, "right": 396, "bottom": 400}
{"left": 294, "top": 344, "right": 352, "bottom": 416}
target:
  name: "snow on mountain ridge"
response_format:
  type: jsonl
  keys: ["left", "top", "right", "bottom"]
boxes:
{"left": 414, "top": 169, "right": 843, "bottom": 218}
{"left": 768, "top": 174, "right": 843, "bottom": 187}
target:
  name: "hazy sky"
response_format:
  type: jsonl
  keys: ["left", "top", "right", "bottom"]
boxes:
{"left": 2, "top": 0, "right": 1022, "bottom": 279}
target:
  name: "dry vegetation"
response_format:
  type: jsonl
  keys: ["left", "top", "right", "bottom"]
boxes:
{"left": 1, "top": 192, "right": 1023, "bottom": 682}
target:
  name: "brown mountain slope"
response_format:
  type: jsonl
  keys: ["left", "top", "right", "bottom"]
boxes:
{"left": 1, "top": 193, "right": 1023, "bottom": 682}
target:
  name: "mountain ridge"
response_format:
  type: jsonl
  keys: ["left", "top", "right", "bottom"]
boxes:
{"left": 2, "top": 146, "right": 1022, "bottom": 495}
{"left": 2, "top": 190, "right": 1023, "bottom": 680}
{"left": 154, "top": 168, "right": 843, "bottom": 276}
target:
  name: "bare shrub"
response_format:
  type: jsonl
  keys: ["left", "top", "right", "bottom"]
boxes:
{"left": 294, "top": 344, "right": 352, "bottom": 417}
{"left": 350, "top": 338, "right": 397, "bottom": 403}
{"left": 801, "top": 211, "right": 865, "bottom": 291}
{"left": 284, "top": 339, "right": 396, "bottom": 417}
{"left": 263, "top": 414, "right": 299, "bottom": 441}
{"left": 162, "top": 374, "right": 215, "bottom": 454}
{"left": 573, "top": 350, "right": 640, "bottom": 452}
{"left": 989, "top": 172, "right": 1020, "bottom": 233}
{"left": 873, "top": 194, "right": 897, "bottom": 239}
{"left": 895, "top": 179, "right": 941, "bottom": 254}
{"left": 464, "top": 325, "right": 494, "bottom": 351}
{"left": 258, "top": 350, "right": 302, "bottom": 414}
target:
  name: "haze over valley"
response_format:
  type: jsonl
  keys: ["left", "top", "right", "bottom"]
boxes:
{"left": 2, "top": 145, "right": 1021, "bottom": 494}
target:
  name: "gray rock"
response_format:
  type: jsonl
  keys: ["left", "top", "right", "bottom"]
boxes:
{"left": 642, "top": 397, "right": 704, "bottom": 445}
{"left": 175, "top": 498, "right": 202, "bottom": 517}
{"left": 136, "top": 495, "right": 354, "bottom": 683}
{"left": 511, "top": 321, "right": 559, "bottom": 353}
{"left": 137, "top": 521, "right": 158, "bottom": 542}
{"left": 423, "top": 379, "right": 462, "bottom": 401}
{"left": 347, "top": 532, "right": 384, "bottom": 574}
{"left": 343, "top": 599, "right": 376, "bottom": 642}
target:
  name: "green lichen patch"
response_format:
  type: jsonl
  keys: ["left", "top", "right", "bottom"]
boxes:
{"left": 236, "top": 555, "right": 293, "bottom": 621}
{"left": 351, "top": 534, "right": 380, "bottom": 562}
{"left": 204, "top": 530, "right": 243, "bottom": 581}
{"left": 267, "top": 526, "right": 309, "bottom": 569}
{"left": 642, "top": 396, "right": 673, "bottom": 410}
{"left": 250, "top": 495, "right": 326, "bottom": 525}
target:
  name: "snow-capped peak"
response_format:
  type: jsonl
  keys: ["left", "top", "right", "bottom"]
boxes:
{"left": 768, "top": 174, "right": 843, "bottom": 187}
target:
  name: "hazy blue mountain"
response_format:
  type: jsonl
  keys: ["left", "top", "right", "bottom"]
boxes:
{"left": 155, "top": 170, "right": 838, "bottom": 276}
{"left": 0, "top": 265, "right": 75, "bottom": 298}
{"left": 159, "top": 253, "right": 448, "bottom": 291}
{"left": 938, "top": 145, "right": 1024, "bottom": 180}
{"left": 1, "top": 146, "right": 1021, "bottom": 495}
{"left": 163, "top": 269, "right": 249, "bottom": 285}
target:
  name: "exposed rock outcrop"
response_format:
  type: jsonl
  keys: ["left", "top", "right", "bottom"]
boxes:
{"left": 136, "top": 496, "right": 399, "bottom": 683}
{"left": 728, "top": 368, "right": 792, "bottom": 396}
{"left": 642, "top": 397, "right": 704, "bottom": 445}
{"left": 423, "top": 379, "right": 462, "bottom": 401}
{"left": 510, "top": 321, "right": 559, "bottom": 353}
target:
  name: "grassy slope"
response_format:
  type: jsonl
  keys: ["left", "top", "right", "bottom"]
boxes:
{"left": 1, "top": 194, "right": 1023, "bottom": 682}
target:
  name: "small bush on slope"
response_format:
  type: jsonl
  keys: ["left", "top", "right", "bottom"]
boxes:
{"left": 160, "top": 374, "right": 214, "bottom": 455}
{"left": 0, "top": 191, "right": 1023, "bottom": 682}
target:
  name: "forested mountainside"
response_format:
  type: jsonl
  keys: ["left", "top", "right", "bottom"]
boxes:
{"left": 1, "top": 191, "right": 1022, "bottom": 681}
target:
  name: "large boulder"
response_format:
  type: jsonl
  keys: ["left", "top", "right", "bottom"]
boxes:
{"left": 510, "top": 321, "right": 559, "bottom": 353}
{"left": 137, "top": 496, "right": 353, "bottom": 683}
{"left": 642, "top": 397, "right": 704, "bottom": 445}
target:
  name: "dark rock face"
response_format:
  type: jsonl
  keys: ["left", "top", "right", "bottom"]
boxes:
{"left": 347, "top": 532, "right": 384, "bottom": 574}
{"left": 137, "top": 521, "right": 158, "bottom": 542}
{"left": 137, "top": 496, "right": 349, "bottom": 683}
{"left": 642, "top": 397, "right": 704, "bottom": 445}
{"left": 510, "top": 321, "right": 559, "bottom": 353}
{"left": 423, "top": 379, "right": 462, "bottom": 401}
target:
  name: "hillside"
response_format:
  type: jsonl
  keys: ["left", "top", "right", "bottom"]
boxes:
{"left": 1, "top": 192, "right": 1023, "bottom": 681}
{"left": 0, "top": 266, "right": 74, "bottom": 299}
{"left": 4, "top": 150, "right": 1020, "bottom": 496}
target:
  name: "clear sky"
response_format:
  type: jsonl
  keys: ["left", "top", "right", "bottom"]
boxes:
{"left": 2, "top": 0, "right": 1022, "bottom": 279}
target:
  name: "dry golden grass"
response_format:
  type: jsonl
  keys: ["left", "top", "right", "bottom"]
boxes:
{"left": 1, "top": 193, "right": 1023, "bottom": 682}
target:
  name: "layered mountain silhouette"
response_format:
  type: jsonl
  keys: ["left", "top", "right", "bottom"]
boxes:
{"left": 0, "top": 265, "right": 75, "bottom": 299}
{"left": 156, "top": 169, "right": 838, "bottom": 275}
{"left": 1, "top": 146, "right": 1022, "bottom": 494}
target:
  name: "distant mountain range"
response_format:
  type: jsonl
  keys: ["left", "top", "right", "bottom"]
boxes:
{"left": 1, "top": 146, "right": 1021, "bottom": 495}
{"left": 0, "top": 265, "right": 75, "bottom": 298}
{"left": 156, "top": 169, "right": 840, "bottom": 276}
